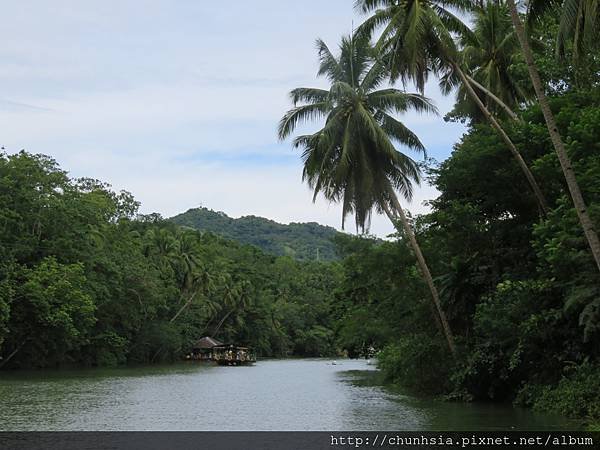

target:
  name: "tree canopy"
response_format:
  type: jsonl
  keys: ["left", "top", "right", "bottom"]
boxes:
{"left": 0, "top": 152, "right": 342, "bottom": 368}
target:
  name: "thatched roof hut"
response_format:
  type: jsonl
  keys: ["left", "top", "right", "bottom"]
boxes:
{"left": 192, "top": 336, "right": 223, "bottom": 351}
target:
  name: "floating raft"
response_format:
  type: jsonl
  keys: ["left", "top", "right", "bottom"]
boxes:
{"left": 211, "top": 344, "right": 256, "bottom": 366}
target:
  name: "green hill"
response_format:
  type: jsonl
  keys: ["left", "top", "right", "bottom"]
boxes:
{"left": 170, "top": 207, "right": 341, "bottom": 260}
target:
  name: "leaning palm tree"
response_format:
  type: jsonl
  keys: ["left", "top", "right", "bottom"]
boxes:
{"left": 443, "top": 1, "right": 532, "bottom": 122}
{"left": 506, "top": 0, "right": 600, "bottom": 274}
{"left": 278, "top": 34, "right": 457, "bottom": 358}
{"left": 356, "top": 0, "right": 549, "bottom": 214}
{"left": 169, "top": 263, "right": 214, "bottom": 323}
{"left": 212, "top": 280, "right": 252, "bottom": 338}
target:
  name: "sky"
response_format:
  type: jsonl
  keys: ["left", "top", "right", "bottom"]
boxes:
{"left": 1, "top": 0, "right": 466, "bottom": 237}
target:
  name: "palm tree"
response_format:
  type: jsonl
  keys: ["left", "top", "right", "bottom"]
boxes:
{"left": 528, "top": 0, "right": 600, "bottom": 89}
{"left": 556, "top": 0, "right": 599, "bottom": 62}
{"left": 506, "top": 0, "right": 600, "bottom": 274}
{"left": 172, "top": 230, "right": 202, "bottom": 294}
{"left": 152, "top": 242, "right": 214, "bottom": 361}
{"left": 443, "top": 1, "right": 532, "bottom": 122}
{"left": 356, "top": 0, "right": 549, "bottom": 214}
{"left": 528, "top": 0, "right": 600, "bottom": 63}
{"left": 143, "top": 227, "right": 177, "bottom": 272}
{"left": 278, "top": 33, "right": 457, "bottom": 358}
{"left": 212, "top": 280, "right": 252, "bottom": 338}
{"left": 169, "top": 262, "right": 214, "bottom": 323}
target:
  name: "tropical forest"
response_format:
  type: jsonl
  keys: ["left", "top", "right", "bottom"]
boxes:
{"left": 1, "top": 0, "right": 600, "bottom": 435}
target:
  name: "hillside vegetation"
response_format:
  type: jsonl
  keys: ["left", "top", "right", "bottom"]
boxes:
{"left": 170, "top": 207, "right": 340, "bottom": 261}
{"left": 0, "top": 152, "right": 342, "bottom": 369}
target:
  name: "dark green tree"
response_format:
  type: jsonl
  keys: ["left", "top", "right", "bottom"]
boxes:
{"left": 507, "top": 0, "right": 600, "bottom": 273}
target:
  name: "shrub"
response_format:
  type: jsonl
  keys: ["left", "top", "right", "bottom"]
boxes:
{"left": 530, "top": 363, "right": 600, "bottom": 423}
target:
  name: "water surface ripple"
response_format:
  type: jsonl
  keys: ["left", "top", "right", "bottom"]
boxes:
{"left": 0, "top": 359, "right": 574, "bottom": 430}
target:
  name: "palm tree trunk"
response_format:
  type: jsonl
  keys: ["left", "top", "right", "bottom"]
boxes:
{"left": 151, "top": 293, "right": 198, "bottom": 363}
{"left": 383, "top": 198, "right": 457, "bottom": 360}
{"left": 169, "top": 292, "right": 197, "bottom": 323}
{"left": 0, "top": 338, "right": 28, "bottom": 369}
{"left": 211, "top": 309, "right": 234, "bottom": 338}
{"left": 454, "top": 63, "right": 549, "bottom": 215}
{"left": 507, "top": 0, "right": 600, "bottom": 274}
{"left": 464, "top": 73, "right": 521, "bottom": 121}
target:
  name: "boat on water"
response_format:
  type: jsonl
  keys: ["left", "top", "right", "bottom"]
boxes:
{"left": 187, "top": 337, "right": 256, "bottom": 366}
{"left": 212, "top": 344, "right": 256, "bottom": 366}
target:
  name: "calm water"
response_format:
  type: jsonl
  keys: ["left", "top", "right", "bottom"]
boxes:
{"left": 0, "top": 359, "right": 577, "bottom": 430}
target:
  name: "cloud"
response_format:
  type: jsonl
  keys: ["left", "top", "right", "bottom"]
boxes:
{"left": 1, "top": 0, "right": 464, "bottom": 238}
{"left": 0, "top": 99, "right": 55, "bottom": 112}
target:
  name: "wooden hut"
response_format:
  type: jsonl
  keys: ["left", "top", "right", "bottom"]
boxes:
{"left": 189, "top": 336, "right": 223, "bottom": 361}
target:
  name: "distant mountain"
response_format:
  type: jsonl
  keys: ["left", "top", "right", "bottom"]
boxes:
{"left": 170, "top": 207, "right": 341, "bottom": 261}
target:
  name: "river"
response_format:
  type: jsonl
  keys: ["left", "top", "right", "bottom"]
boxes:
{"left": 0, "top": 358, "right": 577, "bottom": 430}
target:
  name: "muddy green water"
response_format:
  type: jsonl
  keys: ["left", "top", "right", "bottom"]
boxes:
{"left": 0, "top": 359, "right": 577, "bottom": 430}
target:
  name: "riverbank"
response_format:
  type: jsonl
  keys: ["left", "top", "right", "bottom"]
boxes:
{"left": 375, "top": 346, "right": 600, "bottom": 431}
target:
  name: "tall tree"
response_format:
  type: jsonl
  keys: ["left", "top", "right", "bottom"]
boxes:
{"left": 212, "top": 280, "right": 252, "bottom": 338}
{"left": 506, "top": 0, "right": 600, "bottom": 274}
{"left": 278, "top": 34, "right": 457, "bottom": 358}
{"left": 356, "top": 0, "right": 549, "bottom": 214}
{"left": 443, "top": 1, "right": 532, "bottom": 122}
{"left": 528, "top": 0, "right": 600, "bottom": 63}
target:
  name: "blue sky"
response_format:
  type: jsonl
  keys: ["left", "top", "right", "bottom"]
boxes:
{"left": 1, "top": 0, "right": 465, "bottom": 237}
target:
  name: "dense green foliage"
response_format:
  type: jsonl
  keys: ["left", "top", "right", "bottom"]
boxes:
{"left": 170, "top": 207, "right": 340, "bottom": 261}
{"left": 3, "top": 0, "right": 600, "bottom": 431}
{"left": 334, "top": 87, "right": 600, "bottom": 426}
{"left": 0, "top": 152, "right": 342, "bottom": 368}
{"left": 302, "top": 0, "right": 600, "bottom": 429}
